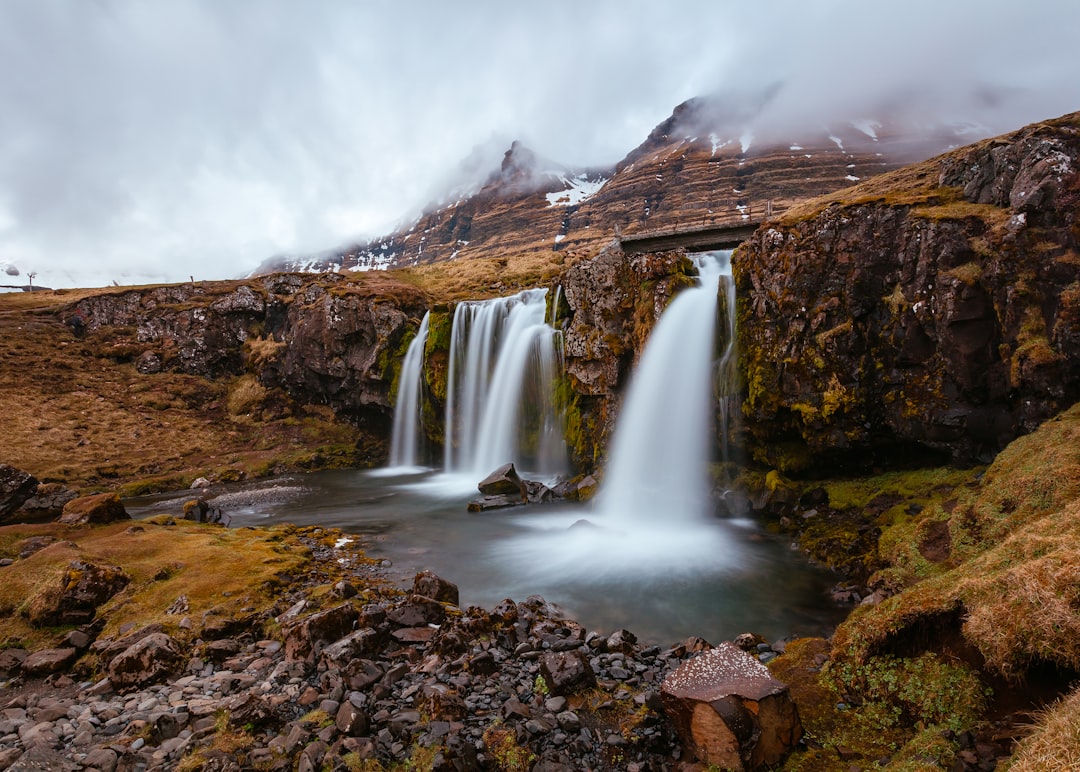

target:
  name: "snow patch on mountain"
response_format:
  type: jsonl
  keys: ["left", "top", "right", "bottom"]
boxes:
{"left": 546, "top": 174, "right": 608, "bottom": 207}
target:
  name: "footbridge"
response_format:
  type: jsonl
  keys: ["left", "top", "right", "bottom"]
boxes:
{"left": 619, "top": 221, "right": 763, "bottom": 254}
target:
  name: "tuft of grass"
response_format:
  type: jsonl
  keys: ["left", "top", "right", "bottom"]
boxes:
{"left": 1009, "top": 686, "right": 1080, "bottom": 770}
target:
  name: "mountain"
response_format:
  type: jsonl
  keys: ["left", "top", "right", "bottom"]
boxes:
{"left": 253, "top": 94, "right": 990, "bottom": 276}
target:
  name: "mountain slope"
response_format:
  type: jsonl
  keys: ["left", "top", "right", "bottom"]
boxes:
{"left": 254, "top": 94, "right": 989, "bottom": 276}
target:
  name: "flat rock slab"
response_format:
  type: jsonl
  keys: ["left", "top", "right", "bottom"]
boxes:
{"left": 660, "top": 641, "right": 802, "bottom": 771}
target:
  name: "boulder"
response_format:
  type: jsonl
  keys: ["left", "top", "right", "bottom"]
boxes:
{"left": 16, "top": 483, "right": 78, "bottom": 521}
{"left": 283, "top": 603, "right": 359, "bottom": 662}
{"left": 321, "top": 628, "right": 383, "bottom": 669}
{"left": 413, "top": 571, "right": 459, "bottom": 605}
{"left": 0, "top": 648, "right": 28, "bottom": 677}
{"left": 106, "top": 632, "right": 184, "bottom": 689}
{"left": 21, "top": 647, "right": 79, "bottom": 676}
{"left": 58, "top": 493, "right": 130, "bottom": 525}
{"left": 386, "top": 595, "right": 446, "bottom": 627}
{"left": 28, "top": 560, "right": 130, "bottom": 627}
{"left": 539, "top": 649, "right": 596, "bottom": 696}
{"left": 477, "top": 463, "right": 526, "bottom": 497}
{"left": 0, "top": 464, "right": 38, "bottom": 519}
{"left": 660, "top": 642, "right": 802, "bottom": 770}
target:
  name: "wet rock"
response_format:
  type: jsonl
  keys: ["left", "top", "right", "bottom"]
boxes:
{"left": 386, "top": 595, "right": 446, "bottom": 627}
{"left": 106, "top": 632, "right": 184, "bottom": 689}
{"left": 412, "top": 570, "right": 459, "bottom": 605}
{"left": 467, "top": 494, "right": 526, "bottom": 512}
{"left": 57, "top": 492, "right": 130, "bottom": 525}
{"left": 661, "top": 641, "right": 802, "bottom": 770}
{"left": 477, "top": 463, "right": 526, "bottom": 498}
{"left": 540, "top": 649, "right": 596, "bottom": 696}
{"left": 321, "top": 628, "right": 383, "bottom": 669}
{"left": 0, "top": 464, "right": 38, "bottom": 520}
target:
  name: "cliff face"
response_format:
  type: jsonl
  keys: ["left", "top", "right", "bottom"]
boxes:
{"left": 69, "top": 274, "right": 429, "bottom": 428}
{"left": 735, "top": 112, "right": 1080, "bottom": 472}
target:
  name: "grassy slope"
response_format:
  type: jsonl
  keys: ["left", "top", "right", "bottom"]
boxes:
{"left": 0, "top": 287, "right": 375, "bottom": 494}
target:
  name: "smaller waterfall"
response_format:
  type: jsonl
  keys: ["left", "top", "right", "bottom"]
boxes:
{"left": 444, "top": 289, "right": 566, "bottom": 479}
{"left": 387, "top": 312, "right": 430, "bottom": 469}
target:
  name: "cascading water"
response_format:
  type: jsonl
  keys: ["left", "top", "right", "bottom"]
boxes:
{"left": 491, "top": 250, "right": 741, "bottom": 580}
{"left": 597, "top": 252, "right": 729, "bottom": 523}
{"left": 443, "top": 289, "right": 566, "bottom": 480}
{"left": 387, "top": 312, "right": 431, "bottom": 469}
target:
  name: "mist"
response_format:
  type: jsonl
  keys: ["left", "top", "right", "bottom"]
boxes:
{"left": 0, "top": 0, "right": 1076, "bottom": 288}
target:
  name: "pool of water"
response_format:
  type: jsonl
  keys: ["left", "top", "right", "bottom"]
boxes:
{"left": 125, "top": 468, "right": 847, "bottom": 648}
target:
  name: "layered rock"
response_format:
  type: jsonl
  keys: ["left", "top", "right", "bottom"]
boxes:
{"left": 736, "top": 111, "right": 1080, "bottom": 472}
{"left": 64, "top": 272, "right": 429, "bottom": 434}
{"left": 260, "top": 95, "right": 977, "bottom": 275}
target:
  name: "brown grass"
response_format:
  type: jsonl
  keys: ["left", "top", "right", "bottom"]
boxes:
{"left": 0, "top": 292, "right": 368, "bottom": 493}
{"left": 1009, "top": 686, "right": 1080, "bottom": 770}
{"left": 0, "top": 518, "right": 311, "bottom": 649}
{"left": 386, "top": 249, "right": 579, "bottom": 302}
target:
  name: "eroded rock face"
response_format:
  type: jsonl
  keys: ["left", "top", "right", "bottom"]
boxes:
{"left": 737, "top": 111, "right": 1080, "bottom": 471}
{"left": 65, "top": 273, "right": 428, "bottom": 437}
{"left": 560, "top": 244, "right": 700, "bottom": 467}
{"left": 661, "top": 642, "right": 802, "bottom": 770}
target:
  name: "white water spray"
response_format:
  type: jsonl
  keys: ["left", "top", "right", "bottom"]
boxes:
{"left": 387, "top": 312, "right": 431, "bottom": 469}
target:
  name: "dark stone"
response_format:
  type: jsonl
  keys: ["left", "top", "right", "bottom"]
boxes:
{"left": 22, "top": 647, "right": 79, "bottom": 676}
{"left": 283, "top": 603, "right": 359, "bottom": 662}
{"left": 477, "top": 463, "right": 526, "bottom": 497}
{"left": 16, "top": 483, "right": 77, "bottom": 521}
{"left": 106, "top": 632, "right": 184, "bottom": 689}
{"left": 467, "top": 494, "right": 526, "bottom": 512}
{"left": 540, "top": 649, "right": 596, "bottom": 696}
{"left": 29, "top": 560, "right": 130, "bottom": 627}
{"left": 386, "top": 595, "right": 446, "bottom": 627}
{"left": 0, "top": 464, "right": 38, "bottom": 519}
{"left": 413, "top": 570, "right": 459, "bottom": 605}
{"left": 335, "top": 701, "right": 370, "bottom": 737}
{"left": 321, "top": 628, "right": 384, "bottom": 669}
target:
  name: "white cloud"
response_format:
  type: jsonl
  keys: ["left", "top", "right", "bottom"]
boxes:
{"left": 0, "top": 0, "right": 1077, "bottom": 288}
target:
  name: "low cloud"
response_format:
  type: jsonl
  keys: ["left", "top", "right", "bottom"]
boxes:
{"left": 0, "top": 0, "right": 1076, "bottom": 288}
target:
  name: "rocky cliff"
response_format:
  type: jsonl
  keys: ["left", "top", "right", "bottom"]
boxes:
{"left": 67, "top": 273, "right": 429, "bottom": 433}
{"left": 736, "top": 111, "right": 1080, "bottom": 473}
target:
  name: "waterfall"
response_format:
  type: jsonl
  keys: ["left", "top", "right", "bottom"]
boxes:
{"left": 387, "top": 312, "right": 430, "bottom": 469}
{"left": 444, "top": 289, "right": 566, "bottom": 479}
{"left": 598, "top": 250, "right": 733, "bottom": 523}
{"left": 489, "top": 250, "right": 740, "bottom": 582}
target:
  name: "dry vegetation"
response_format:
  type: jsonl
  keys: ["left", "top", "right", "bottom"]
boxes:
{"left": 0, "top": 291, "right": 370, "bottom": 494}
{"left": 386, "top": 249, "right": 580, "bottom": 302}
{"left": 0, "top": 518, "right": 315, "bottom": 651}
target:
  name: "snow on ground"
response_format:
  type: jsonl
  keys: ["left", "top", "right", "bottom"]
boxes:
{"left": 545, "top": 174, "right": 608, "bottom": 207}
{"left": 709, "top": 133, "right": 732, "bottom": 156}
{"left": 829, "top": 135, "right": 844, "bottom": 150}
{"left": 739, "top": 130, "right": 754, "bottom": 154}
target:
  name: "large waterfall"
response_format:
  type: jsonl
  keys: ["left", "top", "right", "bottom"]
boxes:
{"left": 597, "top": 250, "right": 732, "bottom": 522}
{"left": 444, "top": 289, "right": 566, "bottom": 479}
{"left": 387, "top": 312, "right": 431, "bottom": 469}
{"left": 492, "top": 250, "right": 740, "bottom": 580}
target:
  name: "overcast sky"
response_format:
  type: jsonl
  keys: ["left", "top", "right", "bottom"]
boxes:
{"left": 1, "top": 0, "right": 1078, "bottom": 289}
